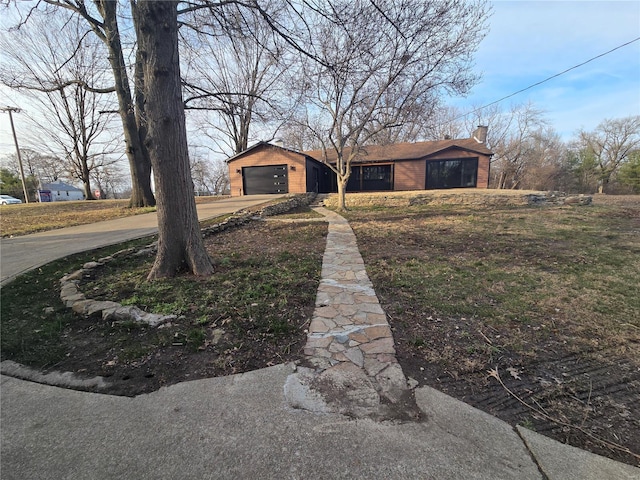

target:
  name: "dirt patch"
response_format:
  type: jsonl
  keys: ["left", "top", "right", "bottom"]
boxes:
{"left": 344, "top": 195, "right": 640, "bottom": 467}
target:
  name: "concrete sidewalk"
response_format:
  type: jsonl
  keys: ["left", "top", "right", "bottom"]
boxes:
{"left": 1, "top": 200, "right": 638, "bottom": 479}
{"left": 2, "top": 367, "right": 638, "bottom": 479}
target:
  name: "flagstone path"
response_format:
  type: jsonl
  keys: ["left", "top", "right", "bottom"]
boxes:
{"left": 284, "top": 206, "right": 418, "bottom": 419}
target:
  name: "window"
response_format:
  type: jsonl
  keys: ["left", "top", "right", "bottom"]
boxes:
{"left": 347, "top": 164, "right": 393, "bottom": 191}
{"left": 426, "top": 158, "right": 478, "bottom": 189}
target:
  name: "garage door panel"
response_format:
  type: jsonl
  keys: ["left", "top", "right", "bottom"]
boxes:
{"left": 243, "top": 165, "right": 289, "bottom": 195}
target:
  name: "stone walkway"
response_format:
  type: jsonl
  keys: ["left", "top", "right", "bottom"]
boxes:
{"left": 285, "top": 207, "right": 418, "bottom": 419}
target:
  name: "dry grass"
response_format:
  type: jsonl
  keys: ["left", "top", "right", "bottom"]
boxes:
{"left": 341, "top": 192, "right": 640, "bottom": 466}
{"left": 0, "top": 196, "right": 226, "bottom": 238}
{"left": 345, "top": 194, "right": 640, "bottom": 353}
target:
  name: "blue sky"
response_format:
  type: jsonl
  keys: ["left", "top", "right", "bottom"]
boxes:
{"left": 1, "top": 0, "right": 639, "bottom": 157}
{"left": 447, "top": 0, "right": 640, "bottom": 139}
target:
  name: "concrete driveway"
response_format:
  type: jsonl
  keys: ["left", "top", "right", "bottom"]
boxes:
{"left": 0, "top": 195, "right": 279, "bottom": 286}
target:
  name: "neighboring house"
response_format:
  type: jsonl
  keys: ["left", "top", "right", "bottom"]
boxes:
{"left": 226, "top": 127, "right": 492, "bottom": 196}
{"left": 40, "top": 180, "right": 85, "bottom": 201}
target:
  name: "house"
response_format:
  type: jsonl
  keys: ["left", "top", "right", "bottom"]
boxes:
{"left": 226, "top": 127, "right": 492, "bottom": 196}
{"left": 39, "top": 180, "right": 85, "bottom": 201}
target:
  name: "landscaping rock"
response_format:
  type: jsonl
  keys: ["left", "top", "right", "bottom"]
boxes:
{"left": 102, "top": 305, "right": 175, "bottom": 327}
{"left": 63, "top": 293, "right": 86, "bottom": 307}
{"left": 564, "top": 195, "right": 592, "bottom": 206}
{"left": 82, "top": 261, "right": 103, "bottom": 270}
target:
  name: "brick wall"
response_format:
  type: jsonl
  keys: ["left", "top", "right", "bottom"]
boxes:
{"left": 394, "top": 160, "right": 426, "bottom": 190}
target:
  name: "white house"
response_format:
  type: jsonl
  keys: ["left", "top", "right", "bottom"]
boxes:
{"left": 40, "top": 181, "right": 85, "bottom": 202}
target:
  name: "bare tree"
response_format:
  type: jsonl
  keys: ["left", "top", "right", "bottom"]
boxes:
{"left": 279, "top": 120, "right": 324, "bottom": 151}
{"left": 190, "top": 153, "right": 230, "bottom": 195}
{"left": 577, "top": 116, "right": 640, "bottom": 194}
{"left": 0, "top": 14, "right": 119, "bottom": 199}
{"left": 181, "top": 0, "right": 297, "bottom": 156}
{"left": 209, "top": 158, "right": 231, "bottom": 195}
{"left": 136, "top": 0, "right": 213, "bottom": 279}
{"left": 1, "top": 149, "right": 67, "bottom": 185}
{"left": 289, "top": 0, "right": 489, "bottom": 210}
{"left": 470, "top": 102, "right": 546, "bottom": 189}
{"left": 519, "top": 127, "right": 568, "bottom": 191}
{"left": 420, "top": 105, "right": 468, "bottom": 142}
{"left": 91, "top": 162, "right": 128, "bottom": 199}
{"left": 13, "top": 0, "right": 157, "bottom": 207}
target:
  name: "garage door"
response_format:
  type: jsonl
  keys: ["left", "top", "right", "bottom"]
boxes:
{"left": 243, "top": 165, "right": 289, "bottom": 195}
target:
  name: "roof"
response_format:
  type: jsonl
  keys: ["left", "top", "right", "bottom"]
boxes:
{"left": 227, "top": 138, "right": 493, "bottom": 166}
{"left": 304, "top": 138, "right": 493, "bottom": 163}
{"left": 41, "top": 181, "right": 83, "bottom": 192}
{"left": 226, "top": 141, "right": 310, "bottom": 163}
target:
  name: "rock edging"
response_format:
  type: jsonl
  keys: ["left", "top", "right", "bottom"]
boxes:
{"left": 60, "top": 194, "right": 318, "bottom": 327}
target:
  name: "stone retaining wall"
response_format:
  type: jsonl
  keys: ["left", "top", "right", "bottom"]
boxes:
{"left": 322, "top": 190, "right": 592, "bottom": 208}
{"left": 201, "top": 193, "right": 317, "bottom": 237}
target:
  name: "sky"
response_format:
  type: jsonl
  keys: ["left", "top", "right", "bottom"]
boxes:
{"left": 446, "top": 0, "right": 640, "bottom": 139}
{"left": 1, "top": 0, "right": 639, "bottom": 157}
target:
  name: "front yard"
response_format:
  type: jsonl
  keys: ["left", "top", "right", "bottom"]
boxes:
{"left": 1, "top": 193, "right": 638, "bottom": 466}
{"left": 343, "top": 194, "right": 639, "bottom": 466}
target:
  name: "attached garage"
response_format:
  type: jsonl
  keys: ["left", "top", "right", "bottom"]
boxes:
{"left": 243, "top": 164, "right": 288, "bottom": 194}
{"left": 227, "top": 141, "right": 332, "bottom": 196}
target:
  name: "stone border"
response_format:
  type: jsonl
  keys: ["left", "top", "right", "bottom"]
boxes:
{"left": 60, "top": 193, "right": 318, "bottom": 327}
{"left": 323, "top": 190, "right": 592, "bottom": 208}
{"left": 0, "top": 360, "right": 111, "bottom": 391}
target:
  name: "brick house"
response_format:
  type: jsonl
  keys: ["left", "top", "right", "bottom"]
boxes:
{"left": 226, "top": 127, "right": 492, "bottom": 196}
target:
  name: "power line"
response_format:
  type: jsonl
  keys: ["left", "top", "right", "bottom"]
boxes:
{"left": 451, "top": 36, "right": 640, "bottom": 123}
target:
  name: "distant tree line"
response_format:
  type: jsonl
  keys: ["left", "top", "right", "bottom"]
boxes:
{"left": 0, "top": 148, "right": 230, "bottom": 201}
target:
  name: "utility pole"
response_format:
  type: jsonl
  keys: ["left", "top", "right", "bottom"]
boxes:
{"left": 1, "top": 106, "right": 29, "bottom": 203}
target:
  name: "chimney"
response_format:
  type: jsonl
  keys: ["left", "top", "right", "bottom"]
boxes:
{"left": 273, "top": 138, "right": 284, "bottom": 148}
{"left": 472, "top": 125, "right": 488, "bottom": 144}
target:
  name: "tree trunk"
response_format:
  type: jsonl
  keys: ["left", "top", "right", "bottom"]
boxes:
{"left": 81, "top": 162, "right": 95, "bottom": 200}
{"left": 132, "top": 37, "right": 154, "bottom": 206}
{"left": 336, "top": 176, "right": 348, "bottom": 211}
{"left": 332, "top": 154, "right": 350, "bottom": 211}
{"left": 137, "top": 0, "right": 214, "bottom": 280}
{"left": 97, "top": 0, "right": 155, "bottom": 208}
{"left": 498, "top": 171, "right": 506, "bottom": 189}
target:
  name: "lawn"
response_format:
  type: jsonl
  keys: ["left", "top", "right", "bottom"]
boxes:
{"left": 1, "top": 193, "right": 638, "bottom": 466}
{"left": 0, "top": 196, "right": 225, "bottom": 237}
{"left": 342, "top": 194, "right": 639, "bottom": 466}
{"left": 1, "top": 211, "right": 327, "bottom": 396}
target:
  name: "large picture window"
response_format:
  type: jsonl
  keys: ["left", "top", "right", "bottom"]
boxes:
{"left": 426, "top": 158, "right": 478, "bottom": 189}
{"left": 347, "top": 164, "right": 393, "bottom": 191}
